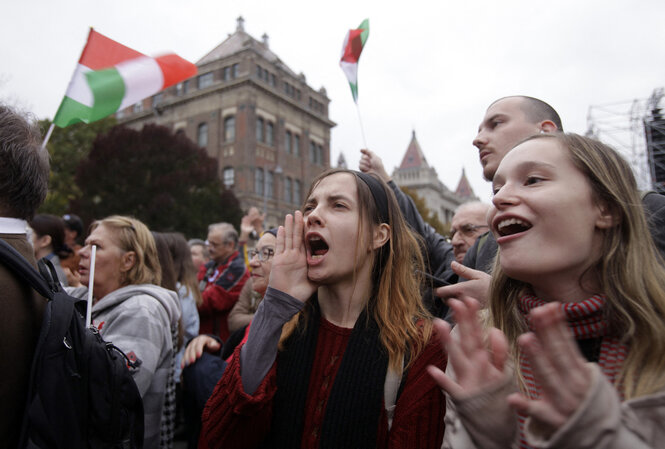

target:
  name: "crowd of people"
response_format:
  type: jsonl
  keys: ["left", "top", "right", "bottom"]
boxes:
{"left": 2, "top": 93, "right": 665, "bottom": 449}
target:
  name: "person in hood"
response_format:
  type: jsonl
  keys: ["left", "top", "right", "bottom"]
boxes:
{"left": 68, "top": 215, "right": 181, "bottom": 449}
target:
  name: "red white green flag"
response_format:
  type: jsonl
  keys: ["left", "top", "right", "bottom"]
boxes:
{"left": 339, "top": 19, "right": 369, "bottom": 104}
{"left": 53, "top": 28, "right": 197, "bottom": 128}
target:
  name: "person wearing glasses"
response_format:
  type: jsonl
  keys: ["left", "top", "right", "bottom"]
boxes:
{"left": 450, "top": 202, "right": 490, "bottom": 264}
{"left": 198, "top": 223, "right": 249, "bottom": 341}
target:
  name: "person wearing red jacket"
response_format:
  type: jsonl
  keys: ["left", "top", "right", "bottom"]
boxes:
{"left": 197, "top": 222, "right": 249, "bottom": 341}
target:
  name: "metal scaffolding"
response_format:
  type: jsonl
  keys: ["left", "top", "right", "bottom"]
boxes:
{"left": 586, "top": 87, "right": 664, "bottom": 191}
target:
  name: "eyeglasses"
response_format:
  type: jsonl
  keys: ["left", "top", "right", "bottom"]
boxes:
{"left": 205, "top": 239, "right": 228, "bottom": 248}
{"left": 449, "top": 224, "right": 489, "bottom": 240}
{"left": 248, "top": 247, "right": 275, "bottom": 262}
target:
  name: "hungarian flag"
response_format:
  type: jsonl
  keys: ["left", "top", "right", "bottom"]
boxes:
{"left": 339, "top": 19, "right": 369, "bottom": 104}
{"left": 53, "top": 28, "right": 197, "bottom": 128}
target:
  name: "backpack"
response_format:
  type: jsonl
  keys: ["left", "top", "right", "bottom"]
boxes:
{"left": 0, "top": 239, "right": 144, "bottom": 449}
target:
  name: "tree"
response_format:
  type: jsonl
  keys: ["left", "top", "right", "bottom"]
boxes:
{"left": 72, "top": 123, "right": 242, "bottom": 238}
{"left": 400, "top": 187, "right": 450, "bottom": 237}
{"left": 38, "top": 116, "right": 117, "bottom": 214}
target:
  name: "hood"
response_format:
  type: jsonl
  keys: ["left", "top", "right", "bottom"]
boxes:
{"left": 92, "top": 283, "right": 182, "bottom": 327}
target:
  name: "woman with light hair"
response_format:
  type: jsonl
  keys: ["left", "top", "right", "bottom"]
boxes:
{"left": 69, "top": 215, "right": 181, "bottom": 449}
{"left": 431, "top": 133, "right": 665, "bottom": 448}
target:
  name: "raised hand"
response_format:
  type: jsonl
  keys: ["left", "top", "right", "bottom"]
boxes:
{"left": 436, "top": 262, "right": 491, "bottom": 308}
{"left": 359, "top": 148, "right": 391, "bottom": 182}
{"left": 182, "top": 335, "right": 221, "bottom": 368}
{"left": 428, "top": 297, "right": 509, "bottom": 398}
{"left": 507, "top": 302, "right": 592, "bottom": 435}
{"left": 268, "top": 211, "right": 317, "bottom": 302}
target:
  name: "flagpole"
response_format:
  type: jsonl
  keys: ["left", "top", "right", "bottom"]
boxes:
{"left": 41, "top": 123, "right": 55, "bottom": 150}
{"left": 355, "top": 103, "right": 368, "bottom": 149}
{"left": 85, "top": 244, "right": 97, "bottom": 328}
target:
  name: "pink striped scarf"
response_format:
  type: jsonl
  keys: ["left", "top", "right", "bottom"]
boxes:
{"left": 514, "top": 294, "right": 628, "bottom": 448}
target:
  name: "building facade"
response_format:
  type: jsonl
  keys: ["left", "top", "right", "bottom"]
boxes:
{"left": 117, "top": 17, "right": 335, "bottom": 227}
{"left": 392, "top": 131, "right": 476, "bottom": 224}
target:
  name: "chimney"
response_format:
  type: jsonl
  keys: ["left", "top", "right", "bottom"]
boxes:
{"left": 262, "top": 33, "right": 269, "bottom": 48}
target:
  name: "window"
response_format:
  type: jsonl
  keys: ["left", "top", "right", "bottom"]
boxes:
{"left": 294, "top": 134, "right": 300, "bottom": 157}
{"left": 294, "top": 180, "right": 301, "bottom": 204}
{"left": 232, "top": 63, "right": 239, "bottom": 79}
{"left": 266, "top": 171, "right": 274, "bottom": 198}
{"left": 133, "top": 102, "right": 143, "bottom": 113}
{"left": 176, "top": 83, "right": 184, "bottom": 96}
{"left": 270, "top": 74, "right": 276, "bottom": 87}
{"left": 310, "top": 141, "right": 316, "bottom": 163}
{"left": 317, "top": 145, "right": 324, "bottom": 165}
{"left": 256, "top": 117, "right": 264, "bottom": 142}
{"left": 285, "top": 131, "right": 292, "bottom": 154}
{"left": 266, "top": 122, "right": 274, "bottom": 146}
{"left": 153, "top": 93, "right": 163, "bottom": 107}
{"left": 223, "top": 166, "right": 234, "bottom": 188}
{"left": 284, "top": 177, "right": 292, "bottom": 203}
{"left": 224, "top": 116, "right": 235, "bottom": 142}
{"left": 257, "top": 65, "right": 263, "bottom": 78}
{"left": 197, "top": 123, "right": 208, "bottom": 148}
{"left": 198, "top": 72, "right": 214, "bottom": 89}
{"left": 255, "top": 168, "right": 264, "bottom": 195}
{"left": 183, "top": 80, "right": 191, "bottom": 93}
{"left": 223, "top": 66, "right": 231, "bottom": 81}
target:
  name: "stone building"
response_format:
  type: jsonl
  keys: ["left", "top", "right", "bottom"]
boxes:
{"left": 117, "top": 17, "right": 335, "bottom": 227}
{"left": 392, "top": 131, "right": 476, "bottom": 224}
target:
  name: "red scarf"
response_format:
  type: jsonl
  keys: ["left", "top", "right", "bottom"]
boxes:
{"left": 515, "top": 294, "right": 628, "bottom": 448}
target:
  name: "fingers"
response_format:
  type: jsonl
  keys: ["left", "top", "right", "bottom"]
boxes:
{"left": 488, "top": 327, "right": 509, "bottom": 372}
{"left": 293, "top": 210, "right": 305, "bottom": 252}
{"left": 427, "top": 365, "right": 464, "bottom": 398}
{"left": 451, "top": 261, "right": 484, "bottom": 281}
{"left": 276, "top": 223, "right": 286, "bottom": 254}
{"left": 507, "top": 393, "right": 567, "bottom": 431}
{"left": 283, "top": 213, "right": 294, "bottom": 250}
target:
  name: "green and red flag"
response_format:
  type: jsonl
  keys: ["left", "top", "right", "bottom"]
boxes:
{"left": 339, "top": 19, "right": 369, "bottom": 103}
{"left": 53, "top": 28, "right": 197, "bottom": 128}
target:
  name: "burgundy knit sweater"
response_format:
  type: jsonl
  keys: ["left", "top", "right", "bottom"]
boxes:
{"left": 200, "top": 318, "right": 447, "bottom": 449}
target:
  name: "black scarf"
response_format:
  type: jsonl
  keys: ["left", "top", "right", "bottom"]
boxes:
{"left": 267, "top": 295, "right": 388, "bottom": 448}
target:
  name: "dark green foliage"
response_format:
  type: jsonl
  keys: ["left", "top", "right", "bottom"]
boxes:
{"left": 72, "top": 123, "right": 242, "bottom": 239}
{"left": 38, "top": 116, "right": 116, "bottom": 214}
{"left": 400, "top": 186, "right": 450, "bottom": 237}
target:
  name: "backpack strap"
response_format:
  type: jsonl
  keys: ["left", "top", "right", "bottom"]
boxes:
{"left": 0, "top": 239, "right": 53, "bottom": 300}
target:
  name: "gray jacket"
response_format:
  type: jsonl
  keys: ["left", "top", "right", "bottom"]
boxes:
{"left": 69, "top": 284, "right": 181, "bottom": 449}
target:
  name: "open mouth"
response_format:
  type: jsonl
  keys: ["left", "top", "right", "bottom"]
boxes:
{"left": 496, "top": 217, "right": 532, "bottom": 237}
{"left": 307, "top": 235, "right": 329, "bottom": 259}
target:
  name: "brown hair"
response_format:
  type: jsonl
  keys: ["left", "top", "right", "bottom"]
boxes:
{"left": 279, "top": 169, "right": 432, "bottom": 371}
{"left": 489, "top": 133, "right": 665, "bottom": 399}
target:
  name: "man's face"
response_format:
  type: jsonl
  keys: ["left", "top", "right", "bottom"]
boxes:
{"left": 206, "top": 229, "right": 234, "bottom": 264}
{"left": 450, "top": 207, "right": 489, "bottom": 263}
{"left": 473, "top": 97, "right": 543, "bottom": 181}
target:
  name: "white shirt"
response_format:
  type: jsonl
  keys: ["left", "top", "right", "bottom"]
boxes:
{"left": 0, "top": 217, "right": 28, "bottom": 234}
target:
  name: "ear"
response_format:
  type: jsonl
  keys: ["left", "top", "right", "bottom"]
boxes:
{"left": 371, "top": 223, "right": 390, "bottom": 250}
{"left": 37, "top": 234, "right": 52, "bottom": 249}
{"left": 595, "top": 201, "right": 619, "bottom": 229}
{"left": 120, "top": 251, "right": 137, "bottom": 273}
{"left": 539, "top": 120, "right": 558, "bottom": 133}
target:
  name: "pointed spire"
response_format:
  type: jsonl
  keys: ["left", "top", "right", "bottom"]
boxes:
{"left": 236, "top": 16, "right": 245, "bottom": 32}
{"left": 336, "top": 152, "right": 348, "bottom": 169}
{"left": 455, "top": 168, "right": 475, "bottom": 198}
{"left": 399, "top": 130, "right": 429, "bottom": 169}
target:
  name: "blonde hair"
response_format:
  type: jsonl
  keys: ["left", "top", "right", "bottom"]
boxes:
{"left": 489, "top": 133, "right": 665, "bottom": 399}
{"left": 90, "top": 215, "right": 162, "bottom": 287}
{"left": 279, "top": 169, "right": 432, "bottom": 371}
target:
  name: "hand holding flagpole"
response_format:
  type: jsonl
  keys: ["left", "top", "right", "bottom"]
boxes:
{"left": 340, "top": 19, "right": 370, "bottom": 148}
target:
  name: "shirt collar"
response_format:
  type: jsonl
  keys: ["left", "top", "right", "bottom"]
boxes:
{"left": 0, "top": 217, "right": 28, "bottom": 234}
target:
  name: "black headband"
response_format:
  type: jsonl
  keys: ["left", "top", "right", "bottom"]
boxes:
{"left": 356, "top": 171, "right": 390, "bottom": 224}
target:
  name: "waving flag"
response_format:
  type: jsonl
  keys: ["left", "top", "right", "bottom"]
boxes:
{"left": 53, "top": 28, "right": 197, "bottom": 128}
{"left": 339, "top": 19, "right": 369, "bottom": 103}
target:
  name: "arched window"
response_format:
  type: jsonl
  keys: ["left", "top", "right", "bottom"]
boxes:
{"left": 197, "top": 123, "right": 208, "bottom": 148}
{"left": 224, "top": 116, "right": 235, "bottom": 142}
{"left": 255, "top": 168, "right": 264, "bottom": 195}
{"left": 266, "top": 122, "right": 274, "bottom": 146}
{"left": 285, "top": 131, "right": 292, "bottom": 154}
{"left": 223, "top": 166, "right": 234, "bottom": 188}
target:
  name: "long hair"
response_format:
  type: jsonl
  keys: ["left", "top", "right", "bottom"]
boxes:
{"left": 166, "top": 232, "right": 203, "bottom": 307}
{"left": 29, "top": 214, "right": 73, "bottom": 258}
{"left": 279, "top": 168, "right": 432, "bottom": 371}
{"left": 90, "top": 215, "right": 162, "bottom": 287}
{"left": 152, "top": 231, "right": 178, "bottom": 292}
{"left": 488, "top": 133, "right": 665, "bottom": 399}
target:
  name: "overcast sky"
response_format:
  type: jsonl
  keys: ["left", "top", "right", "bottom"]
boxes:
{"left": 3, "top": 0, "right": 664, "bottom": 200}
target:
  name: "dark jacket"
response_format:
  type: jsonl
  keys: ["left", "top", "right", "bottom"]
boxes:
{"left": 388, "top": 181, "right": 456, "bottom": 317}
